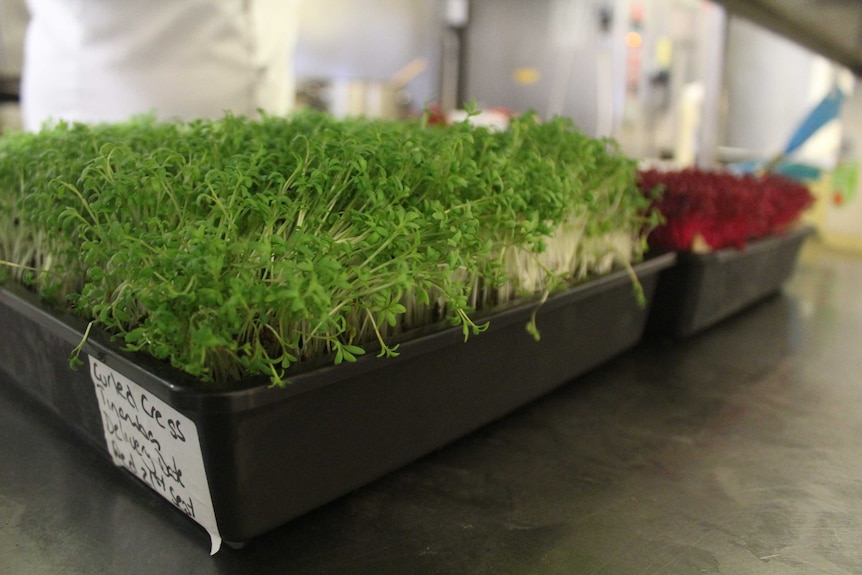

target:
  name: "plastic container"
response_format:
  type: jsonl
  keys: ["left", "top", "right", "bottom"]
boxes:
{"left": 0, "top": 254, "right": 674, "bottom": 547}
{"left": 647, "top": 226, "right": 813, "bottom": 338}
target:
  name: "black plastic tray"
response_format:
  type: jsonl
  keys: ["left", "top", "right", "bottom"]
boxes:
{"left": 647, "top": 226, "right": 813, "bottom": 338}
{"left": 0, "top": 254, "right": 674, "bottom": 548}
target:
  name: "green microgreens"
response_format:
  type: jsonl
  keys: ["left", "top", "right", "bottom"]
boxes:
{"left": 0, "top": 111, "right": 656, "bottom": 388}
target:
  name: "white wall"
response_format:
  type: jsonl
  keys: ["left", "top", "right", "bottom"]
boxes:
{"left": 723, "top": 16, "right": 823, "bottom": 157}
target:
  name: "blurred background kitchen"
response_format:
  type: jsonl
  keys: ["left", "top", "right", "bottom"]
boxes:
{"left": 1, "top": 0, "right": 861, "bottom": 249}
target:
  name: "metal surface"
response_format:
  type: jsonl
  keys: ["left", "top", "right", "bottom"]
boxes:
{"left": 3, "top": 240, "right": 862, "bottom": 573}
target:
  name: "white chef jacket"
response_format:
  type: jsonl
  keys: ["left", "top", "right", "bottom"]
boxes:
{"left": 22, "top": 0, "right": 299, "bottom": 130}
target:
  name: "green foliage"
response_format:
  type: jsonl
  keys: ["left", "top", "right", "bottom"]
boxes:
{"left": 0, "top": 111, "right": 655, "bottom": 388}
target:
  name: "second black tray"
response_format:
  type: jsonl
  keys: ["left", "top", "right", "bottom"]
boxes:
{"left": 647, "top": 226, "right": 813, "bottom": 338}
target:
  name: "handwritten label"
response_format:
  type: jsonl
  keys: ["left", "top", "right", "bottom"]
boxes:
{"left": 89, "top": 356, "right": 222, "bottom": 554}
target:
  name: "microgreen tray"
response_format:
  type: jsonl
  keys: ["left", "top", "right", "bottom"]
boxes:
{"left": 647, "top": 226, "right": 813, "bottom": 338}
{"left": 0, "top": 254, "right": 674, "bottom": 549}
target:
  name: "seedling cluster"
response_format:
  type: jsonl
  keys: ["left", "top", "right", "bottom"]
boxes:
{"left": 638, "top": 168, "right": 815, "bottom": 251}
{"left": 0, "top": 112, "right": 655, "bottom": 387}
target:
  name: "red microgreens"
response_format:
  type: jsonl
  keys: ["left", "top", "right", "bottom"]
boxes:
{"left": 637, "top": 168, "right": 815, "bottom": 251}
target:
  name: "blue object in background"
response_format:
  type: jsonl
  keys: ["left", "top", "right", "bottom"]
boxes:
{"left": 729, "top": 160, "right": 822, "bottom": 182}
{"left": 731, "top": 86, "right": 845, "bottom": 181}
{"left": 774, "top": 162, "right": 823, "bottom": 182}
{"left": 783, "top": 86, "right": 846, "bottom": 156}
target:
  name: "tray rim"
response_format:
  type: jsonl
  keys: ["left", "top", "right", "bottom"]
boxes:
{"left": 0, "top": 252, "right": 677, "bottom": 414}
{"left": 671, "top": 225, "right": 815, "bottom": 265}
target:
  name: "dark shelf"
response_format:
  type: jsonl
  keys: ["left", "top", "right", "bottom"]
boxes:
{"left": 714, "top": 0, "right": 862, "bottom": 74}
{"left": 0, "top": 75, "right": 20, "bottom": 103}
